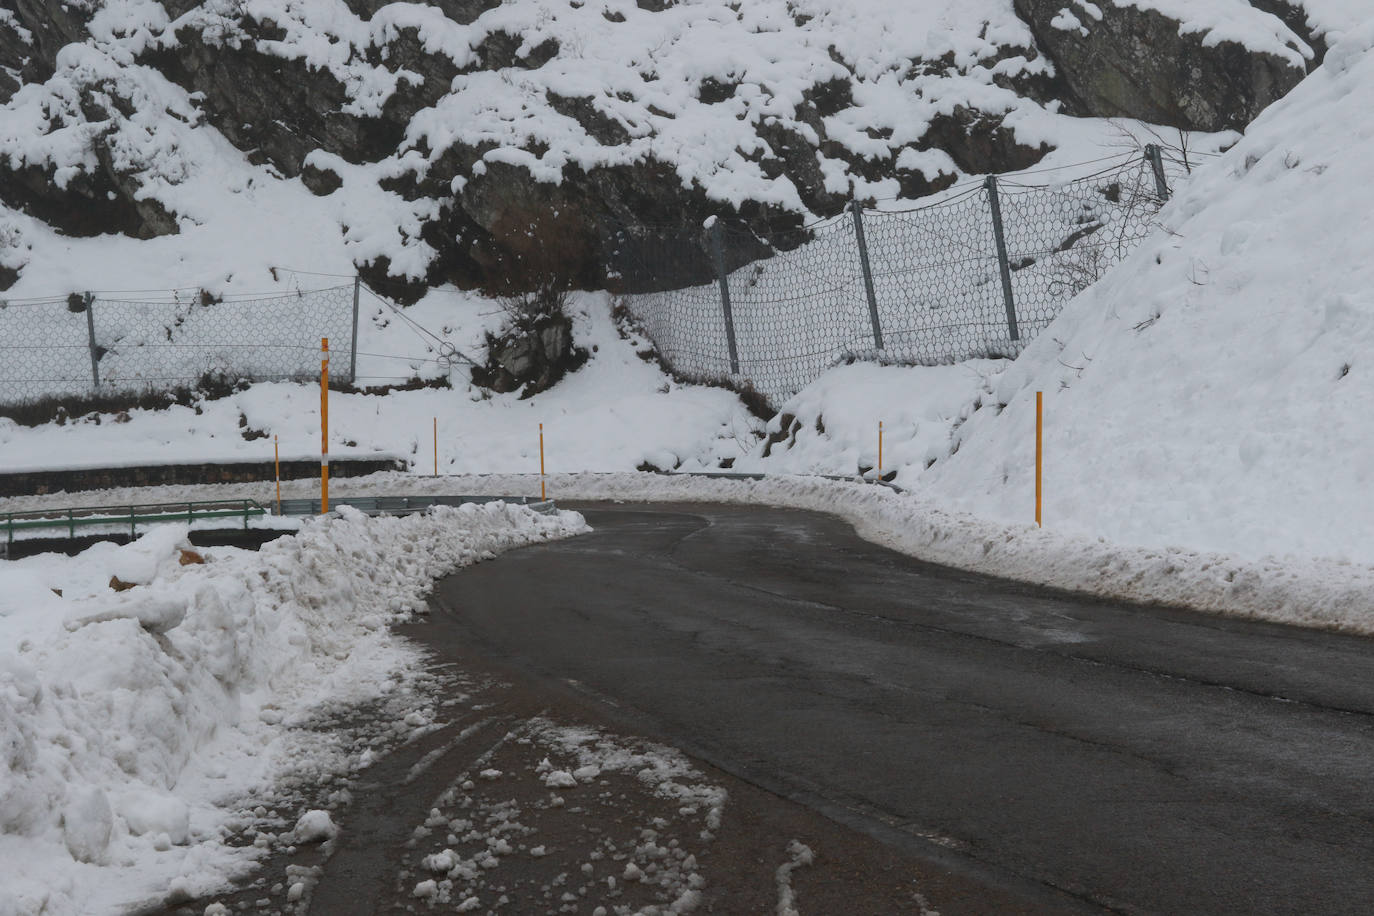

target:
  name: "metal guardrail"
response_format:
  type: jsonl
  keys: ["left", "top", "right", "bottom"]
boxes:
{"left": 275, "top": 495, "right": 557, "bottom": 517}
{"left": 3, "top": 498, "right": 268, "bottom": 545}
{"left": 0, "top": 494, "right": 557, "bottom": 559}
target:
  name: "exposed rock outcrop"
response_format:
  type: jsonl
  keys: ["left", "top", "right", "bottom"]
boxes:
{"left": 1014, "top": 0, "right": 1311, "bottom": 131}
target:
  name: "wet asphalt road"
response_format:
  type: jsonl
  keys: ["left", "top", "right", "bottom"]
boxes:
{"left": 433, "top": 503, "right": 1374, "bottom": 916}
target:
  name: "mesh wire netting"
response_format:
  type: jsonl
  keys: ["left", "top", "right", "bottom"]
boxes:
{"left": 623, "top": 156, "right": 1164, "bottom": 403}
{"left": 0, "top": 158, "right": 1164, "bottom": 409}
{"left": 0, "top": 286, "right": 357, "bottom": 406}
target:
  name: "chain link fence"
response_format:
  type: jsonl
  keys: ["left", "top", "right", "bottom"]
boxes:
{"left": 620, "top": 150, "right": 1169, "bottom": 403}
{"left": 0, "top": 284, "right": 359, "bottom": 406}
{"left": 0, "top": 151, "right": 1169, "bottom": 411}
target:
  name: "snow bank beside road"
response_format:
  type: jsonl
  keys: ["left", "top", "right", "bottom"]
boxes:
{"left": 425, "top": 472, "right": 1374, "bottom": 635}
{"left": 5, "top": 468, "right": 1367, "bottom": 634}
{"left": 0, "top": 502, "right": 587, "bottom": 916}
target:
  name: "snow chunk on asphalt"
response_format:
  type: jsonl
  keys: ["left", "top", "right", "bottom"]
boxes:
{"left": 542, "top": 769, "right": 577, "bottom": 788}
{"left": 775, "top": 840, "right": 815, "bottom": 916}
{"left": 422, "top": 849, "right": 458, "bottom": 873}
{"left": 294, "top": 810, "right": 338, "bottom": 843}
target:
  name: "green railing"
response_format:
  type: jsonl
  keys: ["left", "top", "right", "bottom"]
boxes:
{"left": 3, "top": 498, "right": 267, "bottom": 545}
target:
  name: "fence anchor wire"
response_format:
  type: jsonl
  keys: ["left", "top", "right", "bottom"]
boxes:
{"left": 984, "top": 176, "right": 1020, "bottom": 342}
{"left": 707, "top": 220, "right": 740, "bottom": 375}
{"left": 849, "top": 202, "right": 884, "bottom": 350}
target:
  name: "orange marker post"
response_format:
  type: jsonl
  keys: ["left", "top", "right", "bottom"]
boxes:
{"left": 433, "top": 417, "right": 438, "bottom": 477}
{"left": 539, "top": 423, "right": 546, "bottom": 501}
{"left": 878, "top": 420, "right": 884, "bottom": 475}
{"left": 274, "top": 435, "right": 281, "bottom": 515}
{"left": 320, "top": 338, "right": 330, "bottom": 514}
{"left": 1035, "top": 391, "right": 1043, "bottom": 528}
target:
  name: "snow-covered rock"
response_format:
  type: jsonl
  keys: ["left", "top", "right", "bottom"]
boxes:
{"left": 1, "top": 0, "right": 1355, "bottom": 296}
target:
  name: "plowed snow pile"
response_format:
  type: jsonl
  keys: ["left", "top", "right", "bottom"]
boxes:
{"left": 0, "top": 502, "right": 587, "bottom": 916}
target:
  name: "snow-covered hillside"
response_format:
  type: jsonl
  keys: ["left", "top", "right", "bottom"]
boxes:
{"left": 0, "top": 0, "right": 1352, "bottom": 296}
{"left": 6, "top": 5, "right": 1374, "bottom": 916}
{"left": 0, "top": 10, "right": 1371, "bottom": 572}
{"left": 917, "top": 19, "right": 1374, "bottom": 564}
{"left": 737, "top": 20, "right": 1374, "bottom": 566}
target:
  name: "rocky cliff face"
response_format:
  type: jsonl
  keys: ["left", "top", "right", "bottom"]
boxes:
{"left": 1014, "top": 0, "right": 1314, "bottom": 131}
{"left": 0, "top": 0, "right": 1335, "bottom": 298}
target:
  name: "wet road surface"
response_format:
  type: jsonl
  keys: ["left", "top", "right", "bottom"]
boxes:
{"left": 434, "top": 502, "right": 1374, "bottom": 915}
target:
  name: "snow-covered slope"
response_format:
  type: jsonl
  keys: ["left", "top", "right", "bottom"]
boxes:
{"left": 908, "top": 21, "right": 1374, "bottom": 564}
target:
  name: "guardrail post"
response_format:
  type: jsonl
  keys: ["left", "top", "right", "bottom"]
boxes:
{"left": 1144, "top": 144, "right": 1170, "bottom": 202}
{"left": 849, "top": 201, "right": 883, "bottom": 350}
{"left": 130, "top": 506, "right": 136, "bottom": 538}
{"left": 707, "top": 219, "right": 740, "bottom": 375}
{"left": 984, "top": 176, "right": 1020, "bottom": 342}
{"left": 67, "top": 508, "right": 74, "bottom": 539}
{"left": 84, "top": 292, "right": 100, "bottom": 391}
{"left": 350, "top": 276, "right": 361, "bottom": 385}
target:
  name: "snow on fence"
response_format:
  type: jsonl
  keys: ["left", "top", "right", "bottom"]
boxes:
{"left": 0, "top": 283, "right": 359, "bottom": 406}
{"left": 619, "top": 150, "right": 1169, "bottom": 403}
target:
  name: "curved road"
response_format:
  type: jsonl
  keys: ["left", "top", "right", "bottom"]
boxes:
{"left": 434, "top": 502, "right": 1374, "bottom": 915}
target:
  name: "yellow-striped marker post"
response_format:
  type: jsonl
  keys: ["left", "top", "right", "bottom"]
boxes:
{"left": 1035, "top": 391, "right": 1043, "bottom": 528}
{"left": 878, "top": 420, "right": 884, "bottom": 475}
{"left": 274, "top": 435, "right": 281, "bottom": 515}
{"left": 320, "top": 338, "right": 330, "bottom": 514}
{"left": 539, "top": 423, "right": 546, "bottom": 501}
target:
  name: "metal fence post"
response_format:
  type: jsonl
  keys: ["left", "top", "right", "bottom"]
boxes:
{"left": 984, "top": 176, "right": 1020, "bottom": 342}
{"left": 707, "top": 220, "right": 740, "bottom": 375}
{"left": 1144, "top": 144, "right": 1170, "bottom": 202}
{"left": 849, "top": 201, "right": 884, "bottom": 350}
{"left": 84, "top": 292, "right": 101, "bottom": 390}
{"left": 349, "top": 276, "right": 361, "bottom": 384}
